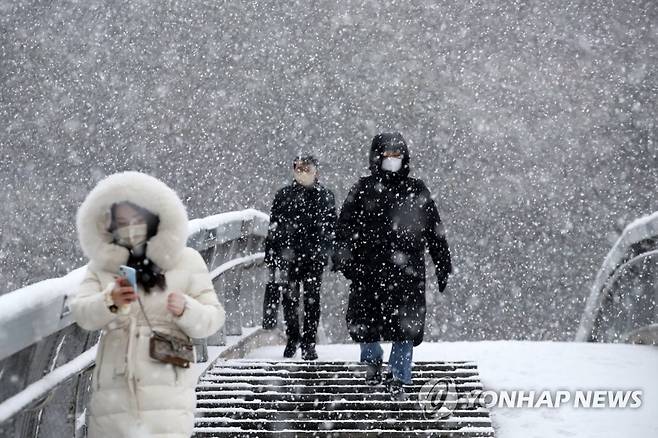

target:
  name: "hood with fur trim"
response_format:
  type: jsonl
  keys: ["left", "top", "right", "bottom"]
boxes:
{"left": 77, "top": 172, "right": 189, "bottom": 273}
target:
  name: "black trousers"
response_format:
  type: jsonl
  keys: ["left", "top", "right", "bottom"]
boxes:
{"left": 281, "top": 270, "right": 322, "bottom": 347}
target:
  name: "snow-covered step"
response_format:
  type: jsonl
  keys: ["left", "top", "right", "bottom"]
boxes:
{"left": 196, "top": 392, "right": 482, "bottom": 403}
{"left": 193, "top": 431, "right": 495, "bottom": 438}
{"left": 196, "top": 383, "right": 483, "bottom": 393}
{"left": 195, "top": 418, "right": 493, "bottom": 431}
{"left": 193, "top": 360, "right": 494, "bottom": 437}
{"left": 195, "top": 400, "right": 484, "bottom": 412}
{"left": 203, "top": 369, "right": 480, "bottom": 378}
{"left": 195, "top": 408, "right": 492, "bottom": 420}
{"left": 203, "top": 362, "right": 477, "bottom": 368}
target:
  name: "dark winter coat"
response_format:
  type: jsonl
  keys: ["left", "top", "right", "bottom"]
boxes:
{"left": 264, "top": 181, "right": 337, "bottom": 280}
{"left": 333, "top": 133, "right": 452, "bottom": 346}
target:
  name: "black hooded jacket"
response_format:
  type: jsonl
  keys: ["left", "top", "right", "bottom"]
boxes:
{"left": 333, "top": 133, "right": 452, "bottom": 346}
{"left": 264, "top": 177, "right": 337, "bottom": 280}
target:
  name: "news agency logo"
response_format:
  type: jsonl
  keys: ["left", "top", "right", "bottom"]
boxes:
{"left": 470, "top": 389, "right": 644, "bottom": 409}
{"left": 418, "top": 377, "right": 459, "bottom": 419}
{"left": 417, "top": 383, "right": 644, "bottom": 415}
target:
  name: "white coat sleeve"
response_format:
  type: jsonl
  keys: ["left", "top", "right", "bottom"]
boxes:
{"left": 174, "top": 250, "right": 226, "bottom": 339}
{"left": 70, "top": 268, "right": 119, "bottom": 331}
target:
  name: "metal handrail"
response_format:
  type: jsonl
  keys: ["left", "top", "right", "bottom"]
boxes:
{"left": 576, "top": 210, "right": 658, "bottom": 342}
{"left": 584, "top": 250, "right": 658, "bottom": 342}
{"left": 0, "top": 347, "right": 98, "bottom": 423}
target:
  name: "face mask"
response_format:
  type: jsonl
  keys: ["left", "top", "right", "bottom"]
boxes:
{"left": 115, "top": 223, "right": 148, "bottom": 249}
{"left": 294, "top": 171, "right": 316, "bottom": 187}
{"left": 381, "top": 157, "right": 403, "bottom": 173}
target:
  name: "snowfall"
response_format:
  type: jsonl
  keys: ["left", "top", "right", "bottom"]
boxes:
{"left": 244, "top": 341, "right": 658, "bottom": 438}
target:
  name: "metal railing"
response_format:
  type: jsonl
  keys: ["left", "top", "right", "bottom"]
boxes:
{"left": 0, "top": 209, "right": 270, "bottom": 437}
{"left": 576, "top": 211, "right": 658, "bottom": 344}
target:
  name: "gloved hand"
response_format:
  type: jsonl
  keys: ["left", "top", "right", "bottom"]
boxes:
{"left": 438, "top": 275, "right": 449, "bottom": 293}
{"left": 342, "top": 263, "right": 360, "bottom": 281}
{"left": 264, "top": 252, "right": 274, "bottom": 268}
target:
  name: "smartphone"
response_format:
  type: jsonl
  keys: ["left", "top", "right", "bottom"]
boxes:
{"left": 119, "top": 265, "right": 138, "bottom": 291}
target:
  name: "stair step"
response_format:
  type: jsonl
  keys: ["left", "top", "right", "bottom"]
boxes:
{"left": 193, "top": 359, "right": 494, "bottom": 437}
{"left": 195, "top": 408, "right": 491, "bottom": 420}
{"left": 220, "top": 360, "right": 478, "bottom": 366}
{"left": 195, "top": 417, "right": 492, "bottom": 431}
{"left": 193, "top": 428, "right": 495, "bottom": 437}
{"left": 215, "top": 361, "right": 477, "bottom": 371}
{"left": 196, "top": 392, "right": 482, "bottom": 403}
{"left": 199, "top": 377, "right": 480, "bottom": 387}
{"left": 196, "top": 383, "right": 482, "bottom": 393}
{"left": 204, "top": 370, "right": 479, "bottom": 378}
{"left": 196, "top": 400, "right": 480, "bottom": 411}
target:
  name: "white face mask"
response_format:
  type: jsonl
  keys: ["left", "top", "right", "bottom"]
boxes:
{"left": 381, "top": 157, "right": 403, "bottom": 172}
{"left": 294, "top": 170, "right": 317, "bottom": 187}
{"left": 115, "top": 223, "right": 148, "bottom": 249}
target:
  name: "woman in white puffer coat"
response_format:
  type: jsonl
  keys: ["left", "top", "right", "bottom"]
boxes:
{"left": 71, "top": 171, "right": 225, "bottom": 438}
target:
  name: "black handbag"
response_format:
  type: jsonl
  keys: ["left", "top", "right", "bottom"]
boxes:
{"left": 262, "top": 269, "right": 288, "bottom": 329}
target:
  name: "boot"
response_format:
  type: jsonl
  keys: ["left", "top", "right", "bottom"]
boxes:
{"left": 283, "top": 338, "right": 299, "bottom": 358}
{"left": 301, "top": 344, "right": 318, "bottom": 361}
{"left": 386, "top": 377, "right": 408, "bottom": 401}
{"left": 365, "top": 359, "right": 383, "bottom": 385}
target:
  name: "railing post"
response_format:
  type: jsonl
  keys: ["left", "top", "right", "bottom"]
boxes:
{"left": 239, "top": 220, "right": 258, "bottom": 328}
{"left": 206, "top": 274, "right": 227, "bottom": 347}
{"left": 223, "top": 268, "right": 243, "bottom": 336}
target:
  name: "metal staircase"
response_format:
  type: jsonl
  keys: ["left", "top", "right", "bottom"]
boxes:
{"left": 193, "top": 360, "right": 495, "bottom": 437}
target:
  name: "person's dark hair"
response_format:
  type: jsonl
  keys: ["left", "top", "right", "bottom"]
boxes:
{"left": 109, "top": 202, "right": 166, "bottom": 293}
{"left": 292, "top": 154, "right": 319, "bottom": 168}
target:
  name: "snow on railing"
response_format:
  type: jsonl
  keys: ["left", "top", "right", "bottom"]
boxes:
{"left": 0, "top": 209, "right": 270, "bottom": 431}
{"left": 576, "top": 211, "right": 658, "bottom": 342}
{"left": 210, "top": 253, "right": 266, "bottom": 279}
{"left": 0, "top": 268, "right": 87, "bottom": 361}
{"left": 187, "top": 208, "right": 269, "bottom": 236}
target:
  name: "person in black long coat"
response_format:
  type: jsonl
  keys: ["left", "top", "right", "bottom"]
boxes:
{"left": 333, "top": 132, "right": 452, "bottom": 399}
{"left": 264, "top": 155, "right": 337, "bottom": 360}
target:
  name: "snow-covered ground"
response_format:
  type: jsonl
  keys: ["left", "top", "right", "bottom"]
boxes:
{"left": 246, "top": 341, "right": 658, "bottom": 438}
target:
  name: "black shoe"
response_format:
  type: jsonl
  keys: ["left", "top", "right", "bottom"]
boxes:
{"left": 386, "top": 378, "right": 408, "bottom": 401}
{"left": 283, "top": 339, "right": 299, "bottom": 358}
{"left": 301, "top": 344, "right": 318, "bottom": 361}
{"left": 364, "top": 359, "right": 383, "bottom": 385}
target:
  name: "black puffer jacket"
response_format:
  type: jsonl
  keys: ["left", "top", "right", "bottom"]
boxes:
{"left": 264, "top": 180, "right": 337, "bottom": 280}
{"left": 333, "top": 133, "right": 452, "bottom": 346}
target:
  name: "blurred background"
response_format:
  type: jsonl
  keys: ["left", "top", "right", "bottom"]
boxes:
{"left": 0, "top": 0, "right": 656, "bottom": 342}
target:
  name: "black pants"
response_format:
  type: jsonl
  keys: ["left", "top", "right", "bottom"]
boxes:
{"left": 281, "top": 271, "right": 322, "bottom": 347}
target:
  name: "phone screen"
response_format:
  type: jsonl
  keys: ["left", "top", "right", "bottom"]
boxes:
{"left": 119, "top": 265, "right": 138, "bottom": 291}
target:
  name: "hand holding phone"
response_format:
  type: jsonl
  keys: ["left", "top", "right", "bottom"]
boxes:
{"left": 119, "top": 265, "right": 138, "bottom": 290}
{"left": 112, "top": 266, "right": 138, "bottom": 306}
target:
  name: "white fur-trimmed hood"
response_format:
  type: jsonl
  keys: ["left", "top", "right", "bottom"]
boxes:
{"left": 77, "top": 172, "right": 189, "bottom": 273}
